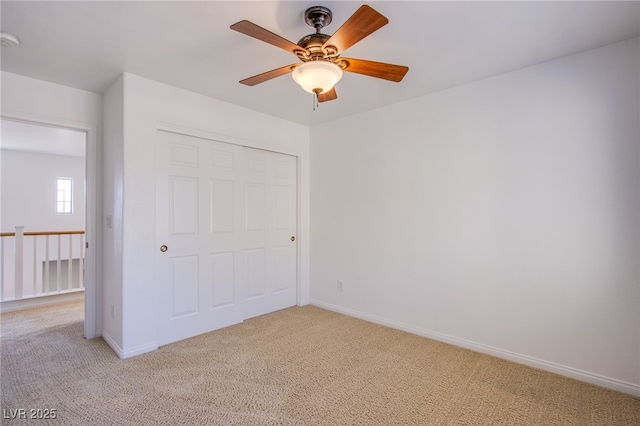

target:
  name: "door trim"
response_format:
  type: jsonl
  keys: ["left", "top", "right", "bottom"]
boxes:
{"left": 1, "top": 109, "right": 99, "bottom": 339}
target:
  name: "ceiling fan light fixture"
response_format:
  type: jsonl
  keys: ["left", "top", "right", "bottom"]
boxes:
{"left": 0, "top": 32, "right": 20, "bottom": 47}
{"left": 232, "top": 5, "right": 408, "bottom": 103}
{"left": 292, "top": 61, "right": 343, "bottom": 95}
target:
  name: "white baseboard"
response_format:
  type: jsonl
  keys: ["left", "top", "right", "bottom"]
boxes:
{"left": 101, "top": 330, "right": 157, "bottom": 359}
{"left": 0, "top": 291, "right": 84, "bottom": 313}
{"left": 310, "top": 300, "right": 640, "bottom": 397}
{"left": 120, "top": 342, "right": 158, "bottom": 359}
{"left": 101, "top": 330, "right": 123, "bottom": 358}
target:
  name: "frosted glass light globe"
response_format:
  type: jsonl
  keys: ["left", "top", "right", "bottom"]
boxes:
{"left": 292, "top": 61, "right": 343, "bottom": 94}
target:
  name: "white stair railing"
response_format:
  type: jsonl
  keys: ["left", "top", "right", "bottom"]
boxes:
{"left": 0, "top": 226, "right": 85, "bottom": 302}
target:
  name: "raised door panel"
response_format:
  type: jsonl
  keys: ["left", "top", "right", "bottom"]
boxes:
{"left": 170, "top": 255, "right": 199, "bottom": 317}
{"left": 210, "top": 149, "right": 234, "bottom": 172}
{"left": 246, "top": 183, "right": 266, "bottom": 232}
{"left": 169, "top": 143, "right": 199, "bottom": 168}
{"left": 211, "top": 252, "right": 235, "bottom": 309}
{"left": 170, "top": 177, "right": 199, "bottom": 235}
{"left": 210, "top": 180, "right": 234, "bottom": 234}
{"left": 273, "top": 246, "right": 295, "bottom": 293}
{"left": 246, "top": 248, "right": 266, "bottom": 299}
{"left": 273, "top": 185, "right": 292, "bottom": 231}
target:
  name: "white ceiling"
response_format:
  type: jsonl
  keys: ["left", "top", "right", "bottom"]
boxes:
{"left": 1, "top": 1, "right": 639, "bottom": 126}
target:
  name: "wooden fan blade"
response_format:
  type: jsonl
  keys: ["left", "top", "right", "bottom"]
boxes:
{"left": 240, "top": 64, "right": 297, "bottom": 86}
{"left": 338, "top": 58, "right": 409, "bottom": 82}
{"left": 318, "top": 87, "right": 337, "bottom": 103}
{"left": 322, "top": 5, "right": 388, "bottom": 55}
{"left": 231, "top": 20, "right": 303, "bottom": 54}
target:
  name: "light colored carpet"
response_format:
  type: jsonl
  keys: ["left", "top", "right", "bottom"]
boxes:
{"left": 1, "top": 301, "right": 639, "bottom": 425}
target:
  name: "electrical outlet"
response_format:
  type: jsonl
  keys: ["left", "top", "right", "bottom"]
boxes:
{"left": 110, "top": 304, "right": 115, "bottom": 318}
{"left": 337, "top": 280, "right": 344, "bottom": 291}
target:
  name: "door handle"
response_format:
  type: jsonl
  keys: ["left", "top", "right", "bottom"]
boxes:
{"left": 291, "top": 236, "right": 295, "bottom": 242}
{"left": 160, "top": 245, "right": 168, "bottom": 252}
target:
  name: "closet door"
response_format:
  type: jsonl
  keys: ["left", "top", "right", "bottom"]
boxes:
{"left": 156, "top": 131, "right": 244, "bottom": 346}
{"left": 242, "top": 147, "right": 297, "bottom": 319}
{"left": 156, "top": 131, "right": 298, "bottom": 346}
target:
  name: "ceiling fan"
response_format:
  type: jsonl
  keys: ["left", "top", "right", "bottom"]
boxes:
{"left": 230, "top": 5, "right": 409, "bottom": 103}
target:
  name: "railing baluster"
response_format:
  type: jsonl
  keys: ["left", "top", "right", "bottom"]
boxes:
{"left": 14, "top": 226, "right": 24, "bottom": 299}
{"left": 68, "top": 234, "right": 73, "bottom": 291}
{"left": 1, "top": 237, "right": 5, "bottom": 301}
{"left": 56, "top": 235, "right": 61, "bottom": 294}
{"left": 45, "top": 235, "right": 50, "bottom": 294}
{"left": 79, "top": 234, "right": 84, "bottom": 290}
{"left": 33, "top": 236, "right": 37, "bottom": 296}
{"left": 36, "top": 237, "right": 47, "bottom": 294}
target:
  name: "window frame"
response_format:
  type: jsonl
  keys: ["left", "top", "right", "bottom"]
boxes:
{"left": 56, "top": 177, "right": 73, "bottom": 214}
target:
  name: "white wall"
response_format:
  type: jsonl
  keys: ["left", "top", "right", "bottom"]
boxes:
{"left": 1, "top": 72, "right": 102, "bottom": 125}
{"left": 101, "top": 73, "right": 310, "bottom": 357}
{"left": 310, "top": 38, "right": 640, "bottom": 395}
{"left": 101, "top": 75, "right": 124, "bottom": 350}
{"left": 1, "top": 150, "right": 85, "bottom": 233}
{"left": 1, "top": 71, "right": 103, "bottom": 337}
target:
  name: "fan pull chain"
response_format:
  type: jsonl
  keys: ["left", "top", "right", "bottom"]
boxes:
{"left": 313, "top": 93, "right": 319, "bottom": 111}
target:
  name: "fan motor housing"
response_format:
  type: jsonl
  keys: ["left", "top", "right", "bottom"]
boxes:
{"left": 296, "top": 5, "right": 339, "bottom": 61}
{"left": 297, "top": 33, "right": 332, "bottom": 60}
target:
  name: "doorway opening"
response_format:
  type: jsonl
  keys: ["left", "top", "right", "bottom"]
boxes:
{"left": 0, "top": 118, "right": 94, "bottom": 335}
